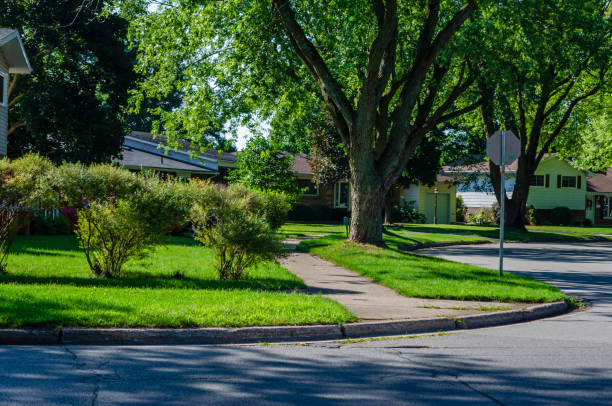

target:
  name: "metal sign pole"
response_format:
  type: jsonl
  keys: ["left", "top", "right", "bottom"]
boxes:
{"left": 499, "top": 130, "right": 505, "bottom": 277}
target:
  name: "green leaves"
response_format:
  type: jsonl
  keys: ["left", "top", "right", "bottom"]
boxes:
{"left": 229, "top": 134, "right": 303, "bottom": 200}
{"left": 4, "top": 0, "right": 136, "bottom": 162}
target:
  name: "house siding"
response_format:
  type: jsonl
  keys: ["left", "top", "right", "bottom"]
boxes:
{"left": 0, "top": 52, "right": 8, "bottom": 157}
{"left": 400, "top": 184, "right": 420, "bottom": 209}
{"left": 526, "top": 158, "right": 586, "bottom": 210}
{"left": 457, "top": 177, "right": 514, "bottom": 209}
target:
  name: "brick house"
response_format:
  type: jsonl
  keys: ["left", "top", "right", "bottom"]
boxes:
{"left": 0, "top": 29, "right": 31, "bottom": 158}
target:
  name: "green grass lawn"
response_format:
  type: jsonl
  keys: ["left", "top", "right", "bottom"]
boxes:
{"left": 0, "top": 236, "right": 356, "bottom": 328}
{"left": 396, "top": 223, "right": 612, "bottom": 242}
{"left": 281, "top": 222, "right": 566, "bottom": 303}
{"left": 526, "top": 225, "right": 612, "bottom": 235}
{"left": 280, "top": 222, "right": 488, "bottom": 247}
{"left": 280, "top": 221, "right": 612, "bottom": 244}
{"left": 298, "top": 234, "right": 566, "bottom": 303}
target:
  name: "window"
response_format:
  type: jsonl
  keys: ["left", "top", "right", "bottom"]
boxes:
{"left": 334, "top": 181, "right": 350, "bottom": 208}
{"left": 604, "top": 197, "right": 612, "bottom": 219}
{"left": 561, "top": 176, "right": 576, "bottom": 188}
{"left": 529, "top": 175, "right": 544, "bottom": 187}
{"left": 0, "top": 72, "right": 7, "bottom": 107}
{"left": 297, "top": 179, "right": 318, "bottom": 196}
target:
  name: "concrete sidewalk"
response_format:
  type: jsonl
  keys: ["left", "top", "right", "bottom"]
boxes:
{"left": 281, "top": 237, "right": 533, "bottom": 321}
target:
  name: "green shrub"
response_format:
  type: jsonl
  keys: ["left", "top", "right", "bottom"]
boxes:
{"left": 551, "top": 206, "right": 572, "bottom": 226}
{"left": 470, "top": 204, "right": 499, "bottom": 225}
{"left": 74, "top": 169, "right": 195, "bottom": 278}
{"left": 56, "top": 162, "right": 142, "bottom": 206}
{"left": 252, "top": 189, "right": 292, "bottom": 230}
{"left": 456, "top": 196, "right": 466, "bottom": 223}
{"left": 389, "top": 205, "right": 403, "bottom": 223}
{"left": 0, "top": 154, "right": 57, "bottom": 272}
{"left": 191, "top": 183, "right": 286, "bottom": 280}
{"left": 525, "top": 205, "right": 541, "bottom": 226}
{"left": 76, "top": 200, "right": 153, "bottom": 278}
{"left": 583, "top": 219, "right": 592, "bottom": 227}
{"left": 0, "top": 154, "right": 57, "bottom": 208}
{"left": 391, "top": 199, "right": 426, "bottom": 224}
{"left": 0, "top": 208, "right": 17, "bottom": 272}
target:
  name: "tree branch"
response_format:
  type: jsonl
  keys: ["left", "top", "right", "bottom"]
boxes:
{"left": 536, "top": 79, "right": 605, "bottom": 163}
{"left": 544, "top": 80, "right": 575, "bottom": 118}
{"left": 387, "top": 1, "right": 477, "bottom": 144}
{"left": 272, "top": 0, "right": 355, "bottom": 144}
{"left": 7, "top": 121, "right": 25, "bottom": 136}
{"left": 7, "top": 75, "right": 18, "bottom": 100}
{"left": 437, "top": 99, "right": 481, "bottom": 122}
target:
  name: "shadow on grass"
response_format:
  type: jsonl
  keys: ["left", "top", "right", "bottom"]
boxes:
{"left": 394, "top": 224, "right": 611, "bottom": 242}
{"left": 0, "top": 293, "right": 135, "bottom": 328}
{"left": 0, "top": 272, "right": 304, "bottom": 291}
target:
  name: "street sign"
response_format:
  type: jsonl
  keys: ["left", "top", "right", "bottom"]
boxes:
{"left": 487, "top": 130, "right": 520, "bottom": 166}
{"left": 486, "top": 130, "right": 521, "bottom": 277}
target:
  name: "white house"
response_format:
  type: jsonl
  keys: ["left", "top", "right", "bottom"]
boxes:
{"left": 0, "top": 29, "right": 31, "bottom": 158}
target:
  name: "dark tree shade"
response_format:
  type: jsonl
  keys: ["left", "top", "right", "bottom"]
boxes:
{"left": 4, "top": 0, "right": 136, "bottom": 163}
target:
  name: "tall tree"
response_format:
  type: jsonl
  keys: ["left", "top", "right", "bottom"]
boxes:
{"left": 125, "top": 0, "right": 483, "bottom": 245}
{"left": 3, "top": 0, "right": 136, "bottom": 163}
{"left": 470, "top": 0, "right": 611, "bottom": 230}
{"left": 309, "top": 113, "right": 442, "bottom": 224}
{"left": 228, "top": 134, "right": 302, "bottom": 199}
{"left": 555, "top": 94, "right": 612, "bottom": 173}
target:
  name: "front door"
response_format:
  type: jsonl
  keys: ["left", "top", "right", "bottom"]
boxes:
{"left": 585, "top": 196, "right": 595, "bottom": 224}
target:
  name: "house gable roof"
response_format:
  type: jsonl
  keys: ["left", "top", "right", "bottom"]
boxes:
{"left": 128, "top": 131, "right": 316, "bottom": 176}
{"left": 129, "top": 131, "right": 238, "bottom": 162}
{"left": 442, "top": 156, "right": 519, "bottom": 174}
{"left": 587, "top": 169, "right": 612, "bottom": 193}
{"left": 117, "top": 147, "right": 216, "bottom": 174}
{"left": 0, "top": 29, "right": 31, "bottom": 73}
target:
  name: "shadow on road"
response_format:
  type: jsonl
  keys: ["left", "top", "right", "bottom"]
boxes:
{"left": 1, "top": 343, "right": 610, "bottom": 405}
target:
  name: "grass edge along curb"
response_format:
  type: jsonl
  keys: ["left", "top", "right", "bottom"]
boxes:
{"left": 0, "top": 301, "right": 569, "bottom": 345}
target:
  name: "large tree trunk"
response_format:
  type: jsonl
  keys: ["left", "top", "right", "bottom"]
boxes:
{"left": 348, "top": 149, "right": 386, "bottom": 245}
{"left": 489, "top": 158, "right": 530, "bottom": 232}
{"left": 506, "top": 160, "right": 531, "bottom": 231}
{"left": 384, "top": 188, "right": 396, "bottom": 225}
{"left": 273, "top": 0, "right": 478, "bottom": 246}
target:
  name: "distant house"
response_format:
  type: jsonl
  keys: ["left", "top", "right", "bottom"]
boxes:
{"left": 116, "top": 131, "right": 328, "bottom": 209}
{"left": 0, "top": 29, "right": 31, "bottom": 158}
{"left": 118, "top": 131, "right": 455, "bottom": 223}
{"left": 586, "top": 169, "right": 612, "bottom": 226}
{"left": 445, "top": 155, "right": 612, "bottom": 225}
{"left": 399, "top": 176, "right": 458, "bottom": 224}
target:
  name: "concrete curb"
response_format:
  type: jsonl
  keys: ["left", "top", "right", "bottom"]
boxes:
{"left": 0, "top": 301, "right": 569, "bottom": 345}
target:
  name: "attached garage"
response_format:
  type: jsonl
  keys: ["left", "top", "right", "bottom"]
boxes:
{"left": 399, "top": 178, "right": 457, "bottom": 224}
{"left": 424, "top": 191, "right": 450, "bottom": 224}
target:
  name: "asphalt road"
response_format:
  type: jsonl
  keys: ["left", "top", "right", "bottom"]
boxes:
{"left": 1, "top": 242, "right": 611, "bottom": 405}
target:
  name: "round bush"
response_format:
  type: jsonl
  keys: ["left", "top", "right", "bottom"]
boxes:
{"left": 551, "top": 206, "right": 572, "bottom": 225}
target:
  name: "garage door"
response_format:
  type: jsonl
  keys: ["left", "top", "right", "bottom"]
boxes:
{"left": 424, "top": 192, "right": 450, "bottom": 224}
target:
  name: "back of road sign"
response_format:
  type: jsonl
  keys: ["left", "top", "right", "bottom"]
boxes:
{"left": 487, "top": 130, "right": 520, "bottom": 166}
